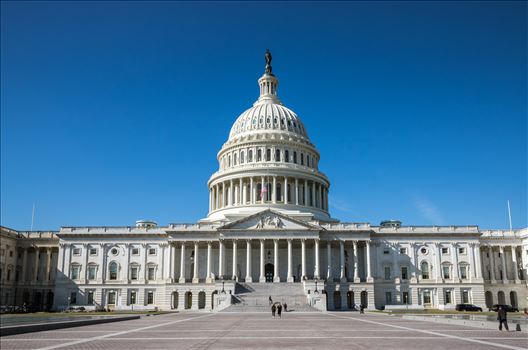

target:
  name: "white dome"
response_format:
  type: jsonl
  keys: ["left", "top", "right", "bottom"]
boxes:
{"left": 228, "top": 103, "right": 309, "bottom": 141}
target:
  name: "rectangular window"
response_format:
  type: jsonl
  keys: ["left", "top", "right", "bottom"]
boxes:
{"left": 88, "top": 266, "right": 97, "bottom": 280}
{"left": 384, "top": 266, "right": 391, "bottom": 280}
{"left": 73, "top": 248, "right": 81, "bottom": 256}
{"left": 89, "top": 248, "right": 97, "bottom": 256}
{"left": 131, "top": 267, "right": 139, "bottom": 280}
{"left": 147, "top": 291, "right": 154, "bottom": 304}
{"left": 385, "top": 292, "right": 392, "bottom": 305}
{"left": 399, "top": 247, "right": 407, "bottom": 255}
{"left": 445, "top": 290, "right": 452, "bottom": 304}
{"left": 148, "top": 248, "right": 156, "bottom": 255}
{"left": 87, "top": 290, "right": 94, "bottom": 305}
{"left": 70, "top": 292, "right": 77, "bottom": 305}
{"left": 460, "top": 266, "right": 467, "bottom": 279}
{"left": 130, "top": 290, "right": 137, "bottom": 305}
{"left": 9, "top": 250, "right": 13, "bottom": 257}
{"left": 383, "top": 249, "right": 390, "bottom": 255}
{"left": 402, "top": 292, "right": 409, "bottom": 304}
{"left": 71, "top": 266, "right": 80, "bottom": 280}
{"left": 148, "top": 267, "right": 155, "bottom": 280}
{"left": 108, "top": 292, "right": 116, "bottom": 305}
{"left": 462, "top": 290, "right": 469, "bottom": 303}
{"left": 441, "top": 247, "right": 449, "bottom": 255}
{"left": 458, "top": 247, "right": 466, "bottom": 255}
{"left": 443, "top": 266, "right": 450, "bottom": 279}
{"left": 7, "top": 269, "right": 11, "bottom": 281}
{"left": 132, "top": 247, "right": 139, "bottom": 255}
{"left": 401, "top": 266, "right": 408, "bottom": 280}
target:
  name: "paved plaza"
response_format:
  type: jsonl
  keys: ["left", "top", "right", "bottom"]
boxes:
{"left": 1, "top": 312, "right": 527, "bottom": 350}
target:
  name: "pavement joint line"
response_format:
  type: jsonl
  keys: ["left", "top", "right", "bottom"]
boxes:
{"left": 32, "top": 313, "right": 216, "bottom": 350}
{"left": 327, "top": 313, "right": 526, "bottom": 350}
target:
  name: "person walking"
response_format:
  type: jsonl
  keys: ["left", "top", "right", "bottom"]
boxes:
{"left": 277, "top": 303, "right": 282, "bottom": 318}
{"left": 283, "top": 303, "right": 288, "bottom": 312}
{"left": 360, "top": 304, "right": 365, "bottom": 314}
{"left": 269, "top": 296, "right": 273, "bottom": 305}
{"left": 498, "top": 306, "right": 509, "bottom": 331}
{"left": 271, "top": 304, "right": 276, "bottom": 317}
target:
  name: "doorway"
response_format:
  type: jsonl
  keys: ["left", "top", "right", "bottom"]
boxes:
{"left": 265, "top": 263, "right": 274, "bottom": 282}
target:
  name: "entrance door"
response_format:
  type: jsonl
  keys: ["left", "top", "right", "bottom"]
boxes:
{"left": 265, "top": 263, "right": 274, "bottom": 282}
{"left": 423, "top": 290, "right": 431, "bottom": 307}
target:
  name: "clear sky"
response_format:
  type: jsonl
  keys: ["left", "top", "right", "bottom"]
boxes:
{"left": 1, "top": 1, "right": 526, "bottom": 230}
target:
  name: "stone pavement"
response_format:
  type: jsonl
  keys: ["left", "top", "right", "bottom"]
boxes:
{"left": 1, "top": 311, "right": 527, "bottom": 350}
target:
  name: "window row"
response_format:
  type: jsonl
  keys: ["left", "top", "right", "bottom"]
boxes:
{"left": 220, "top": 147, "right": 318, "bottom": 170}
{"left": 71, "top": 246, "right": 158, "bottom": 257}
{"left": 70, "top": 263, "right": 159, "bottom": 281}
{"left": 382, "top": 263, "right": 469, "bottom": 280}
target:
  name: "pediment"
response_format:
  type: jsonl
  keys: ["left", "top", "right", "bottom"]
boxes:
{"left": 219, "top": 209, "right": 322, "bottom": 231}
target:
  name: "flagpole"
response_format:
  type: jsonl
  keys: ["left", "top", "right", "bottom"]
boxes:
{"left": 31, "top": 203, "right": 35, "bottom": 231}
{"left": 507, "top": 200, "right": 513, "bottom": 233}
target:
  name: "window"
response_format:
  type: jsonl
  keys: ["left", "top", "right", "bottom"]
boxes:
{"left": 233, "top": 154, "right": 237, "bottom": 165}
{"left": 87, "top": 290, "right": 94, "bottom": 305}
{"left": 132, "top": 247, "right": 139, "bottom": 255}
{"left": 257, "top": 149, "right": 262, "bottom": 161}
{"left": 385, "top": 292, "right": 392, "bottom": 304}
{"left": 240, "top": 151, "right": 245, "bottom": 164}
{"left": 9, "top": 250, "right": 13, "bottom": 257}
{"left": 307, "top": 155, "right": 310, "bottom": 167}
{"left": 401, "top": 267, "right": 408, "bottom": 280}
{"left": 420, "top": 247, "right": 427, "bottom": 254}
{"left": 445, "top": 290, "right": 452, "bottom": 304}
{"left": 300, "top": 153, "right": 304, "bottom": 165}
{"left": 383, "top": 249, "right": 390, "bottom": 255}
{"left": 458, "top": 247, "right": 466, "bottom": 255}
{"left": 248, "top": 150, "right": 253, "bottom": 162}
{"left": 148, "top": 266, "right": 156, "bottom": 280}
{"left": 460, "top": 266, "right": 468, "bottom": 279}
{"left": 148, "top": 248, "right": 156, "bottom": 255}
{"left": 111, "top": 248, "right": 118, "bottom": 256}
{"left": 89, "top": 248, "right": 97, "bottom": 256}
{"left": 402, "top": 292, "right": 409, "bottom": 304}
{"left": 275, "top": 149, "right": 280, "bottom": 161}
{"left": 266, "top": 149, "right": 271, "bottom": 161}
{"left": 293, "top": 151, "right": 297, "bottom": 163}
{"left": 227, "top": 155, "right": 231, "bottom": 167}
{"left": 399, "top": 247, "right": 407, "bottom": 255}
{"left": 441, "top": 247, "right": 449, "bottom": 255}
{"left": 384, "top": 266, "right": 391, "bottom": 280}
{"left": 70, "top": 292, "right": 77, "bottom": 305}
{"left": 443, "top": 266, "right": 450, "bottom": 279}
{"left": 108, "top": 292, "right": 116, "bottom": 304}
{"left": 130, "top": 290, "right": 137, "bottom": 305}
{"left": 88, "top": 265, "right": 97, "bottom": 280}
{"left": 71, "top": 265, "right": 81, "bottom": 280}
{"left": 73, "top": 247, "right": 81, "bottom": 256}
{"left": 462, "top": 290, "right": 469, "bottom": 303}
{"left": 109, "top": 262, "right": 118, "bottom": 280}
{"left": 284, "top": 150, "right": 289, "bottom": 162}
{"left": 131, "top": 266, "right": 139, "bottom": 280}
{"left": 421, "top": 261, "right": 429, "bottom": 279}
{"left": 147, "top": 291, "right": 154, "bottom": 304}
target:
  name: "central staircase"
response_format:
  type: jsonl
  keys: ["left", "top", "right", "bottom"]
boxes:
{"left": 222, "top": 282, "right": 319, "bottom": 312}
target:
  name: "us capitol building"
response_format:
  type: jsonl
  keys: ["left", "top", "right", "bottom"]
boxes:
{"left": 1, "top": 52, "right": 527, "bottom": 312}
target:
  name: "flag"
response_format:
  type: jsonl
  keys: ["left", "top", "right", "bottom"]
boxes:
{"left": 261, "top": 185, "right": 268, "bottom": 200}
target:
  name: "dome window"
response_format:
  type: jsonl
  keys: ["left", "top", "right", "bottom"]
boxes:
{"left": 248, "top": 150, "right": 253, "bottom": 162}
{"left": 240, "top": 151, "right": 245, "bottom": 164}
{"left": 284, "top": 150, "right": 289, "bottom": 163}
{"left": 275, "top": 149, "right": 280, "bottom": 162}
{"left": 293, "top": 151, "right": 297, "bottom": 164}
{"left": 300, "top": 153, "right": 304, "bottom": 165}
{"left": 257, "top": 149, "right": 262, "bottom": 162}
{"left": 266, "top": 149, "right": 271, "bottom": 161}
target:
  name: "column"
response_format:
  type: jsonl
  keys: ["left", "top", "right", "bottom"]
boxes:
{"left": 314, "top": 239, "right": 320, "bottom": 279}
{"left": 295, "top": 178, "right": 299, "bottom": 205}
{"left": 312, "top": 182, "right": 316, "bottom": 207}
{"left": 340, "top": 241, "right": 346, "bottom": 282}
{"left": 242, "top": 182, "right": 247, "bottom": 204}
{"left": 452, "top": 243, "right": 459, "bottom": 280}
{"left": 474, "top": 244, "right": 482, "bottom": 279}
{"left": 272, "top": 177, "right": 277, "bottom": 203}
{"left": 287, "top": 239, "right": 293, "bottom": 282}
{"left": 33, "top": 249, "right": 40, "bottom": 283}
{"left": 123, "top": 244, "right": 130, "bottom": 282}
{"left": 222, "top": 182, "right": 226, "bottom": 208}
{"left": 20, "top": 248, "right": 28, "bottom": 282}
{"left": 468, "top": 243, "right": 475, "bottom": 281}
{"left": 46, "top": 248, "right": 52, "bottom": 282}
{"left": 209, "top": 188, "right": 212, "bottom": 212}
{"left": 250, "top": 178, "right": 254, "bottom": 204}
{"left": 511, "top": 245, "right": 519, "bottom": 282}
{"left": 318, "top": 183, "right": 322, "bottom": 209}
{"left": 304, "top": 180, "right": 308, "bottom": 206}
{"left": 232, "top": 240, "right": 238, "bottom": 280}
{"left": 392, "top": 244, "right": 398, "bottom": 281}
{"left": 259, "top": 240, "right": 265, "bottom": 282}
{"left": 56, "top": 245, "right": 64, "bottom": 281}
{"left": 206, "top": 241, "right": 212, "bottom": 283}
{"left": 246, "top": 240, "right": 253, "bottom": 282}
{"left": 229, "top": 180, "right": 233, "bottom": 206}
{"left": 261, "top": 176, "right": 265, "bottom": 203}
{"left": 489, "top": 246, "right": 496, "bottom": 281}
{"left": 179, "top": 243, "right": 186, "bottom": 283}
{"left": 98, "top": 244, "right": 104, "bottom": 282}
{"left": 273, "top": 240, "right": 280, "bottom": 283}
{"left": 327, "top": 242, "right": 332, "bottom": 280}
{"left": 159, "top": 244, "right": 165, "bottom": 281}
{"left": 353, "top": 241, "right": 359, "bottom": 282}
{"left": 169, "top": 244, "right": 175, "bottom": 282}
{"left": 301, "top": 239, "right": 306, "bottom": 280}
{"left": 192, "top": 242, "right": 199, "bottom": 283}
{"left": 239, "top": 178, "right": 243, "bottom": 205}
{"left": 284, "top": 177, "right": 288, "bottom": 204}
{"left": 218, "top": 240, "right": 225, "bottom": 279}
{"left": 366, "top": 241, "right": 373, "bottom": 282}
{"left": 500, "top": 246, "right": 506, "bottom": 282}
{"left": 143, "top": 243, "right": 148, "bottom": 281}
{"left": 435, "top": 243, "right": 442, "bottom": 281}
{"left": 215, "top": 184, "right": 219, "bottom": 210}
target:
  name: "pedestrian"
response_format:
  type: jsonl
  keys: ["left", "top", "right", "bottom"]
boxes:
{"left": 269, "top": 296, "right": 273, "bottom": 305}
{"left": 271, "top": 304, "right": 276, "bottom": 317}
{"left": 360, "top": 304, "right": 365, "bottom": 314}
{"left": 283, "top": 303, "right": 288, "bottom": 312}
{"left": 277, "top": 303, "right": 282, "bottom": 318}
{"left": 498, "top": 306, "right": 509, "bottom": 331}
{"left": 524, "top": 307, "right": 528, "bottom": 316}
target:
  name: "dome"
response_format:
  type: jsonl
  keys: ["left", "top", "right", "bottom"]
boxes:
{"left": 228, "top": 103, "right": 309, "bottom": 141}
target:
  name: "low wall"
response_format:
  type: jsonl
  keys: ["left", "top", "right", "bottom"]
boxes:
{"left": 402, "top": 315, "right": 527, "bottom": 333}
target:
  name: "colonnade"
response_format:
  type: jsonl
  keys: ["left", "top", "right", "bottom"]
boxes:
{"left": 209, "top": 176, "right": 329, "bottom": 212}
{"left": 17, "top": 247, "right": 55, "bottom": 284}
{"left": 483, "top": 245, "right": 524, "bottom": 282}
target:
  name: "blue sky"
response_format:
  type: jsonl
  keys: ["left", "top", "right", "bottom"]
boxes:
{"left": 1, "top": 1, "right": 526, "bottom": 230}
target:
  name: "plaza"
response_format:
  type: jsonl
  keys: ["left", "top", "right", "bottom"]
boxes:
{"left": 1, "top": 312, "right": 527, "bottom": 350}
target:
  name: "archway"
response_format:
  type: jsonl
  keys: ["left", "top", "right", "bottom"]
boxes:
{"left": 333, "top": 291, "right": 341, "bottom": 310}
{"left": 185, "top": 292, "right": 192, "bottom": 309}
{"left": 361, "top": 291, "right": 368, "bottom": 307}
{"left": 265, "top": 263, "right": 274, "bottom": 283}
{"left": 510, "top": 291, "right": 518, "bottom": 307}
{"left": 172, "top": 292, "right": 178, "bottom": 309}
{"left": 198, "top": 291, "right": 206, "bottom": 309}
{"left": 34, "top": 292, "right": 42, "bottom": 310}
{"left": 347, "top": 291, "right": 354, "bottom": 309}
{"left": 485, "top": 291, "right": 493, "bottom": 308}
{"left": 211, "top": 291, "right": 218, "bottom": 310}
{"left": 498, "top": 291, "right": 505, "bottom": 304}
{"left": 46, "top": 291, "right": 54, "bottom": 311}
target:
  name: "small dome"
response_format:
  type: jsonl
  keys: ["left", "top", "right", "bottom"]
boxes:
{"left": 228, "top": 103, "right": 309, "bottom": 141}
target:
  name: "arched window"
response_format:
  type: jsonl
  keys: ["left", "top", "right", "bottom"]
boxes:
{"left": 293, "top": 151, "right": 297, "bottom": 164}
{"left": 266, "top": 149, "right": 271, "bottom": 161}
{"left": 300, "top": 153, "right": 304, "bottom": 165}
{"left": 421, "top": 261, "right": 429, "bottom": 280}
{"left": 275, "top": 149, "right": 281, "bottom": 161}
{"left": 240, "top": 151, "right": 245, "bottom": 164}
{"left": 248, "top": 150, "right": 253, "bottom": 162}
{"left": 307, "top": 155, "right": 310, "bottom": 167}
{"left": 257, "top": 149, "right": 262, "bottom": 161}
{"left": 233, "top": 154, "right": 237, "bottom": 165}
{"left": 109, "top": 262, "right": 118, "bottom": 280}
{"left": 284, "top": 150, "right": 289, "bottom": 163}
{"left": 228, "top": 155, "right": 231, "bottom": 167}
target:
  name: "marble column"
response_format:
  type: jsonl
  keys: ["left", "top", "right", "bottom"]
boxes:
{"left": 474, "top": 244, "right": 482, "bottom": 279}
{"left": 511, "top": 245, "right": 519, "bottom": 282}
{"left": 287, "top": 239, "right": 293, "bottom": 282}
{"left": 192, "top": 242, "right": 199, "bottom": 283}
{"left": 259, "top": 240, "right": 265, "bottom": 282}
{"left": 327, "top": 242, "right": 332, "bottom": 280}
{"left": 295, "top": 178, "right": 299, "bottom": 205}
{"left": 246, "top": 240, "right": 253, "bottom": 282}
{"left": 489, "top": 246, "right": 496, "bottom": 281}
{"left": 284, "top": 177, "right": 288, "bottom": 204}
{"left": 272, "top": 177, "right": 277, "bottom": 203}
{"left": 340, "top": 241, "right": 346, "bottom": 282}
{"left": 33, "top": 249, "right": 40, "bottom": 283}
{"left": 222, "top": 182, "right": 226, "bottom": 208}
{"left": 304, "top": 180, "right": 308, "bottom": 206}
{"left": 314, "top": 239, "right": 320, "bottom": 279}
{"left": 312, "top": 182, "right": 316, "bottom": 207}
{"left": 273, "top": 240, "right": 280, "bottom": 283}
{"left": 179, "top": 243, "right": 186, "bottom": 283}
{"left": 239, "top": 178, "right": 243, "bottom": 205}
{"left": 261, "top": 176, "right": 265, "bottom": 203}
{"left": 46, "top": 248, "right": 52, "bottom": 282}
{"left": 206, "top": 241, "right": 212, "bottom": 283}
{"left": 301, "top": 239, "right": 306, "bottom": 280}
{"left": 232, "top": 240, "right": 238, "bottom": 280}
{"left": 250, "top": 178, "right": 254, "bottom": 204}
{"left": 218, "top": 240, "right": 225, "bottom": 279}
{"left": 353, "top": 241, "right": 360, "bottom": 282}
{"left": 452, "top": 243, "right": 459, "bottom": 280}
{"left": 500, "top": 246, "right": 507, "bottom": 282}
{"left": 366, "top": 241, "right": 373, "bottom": 282}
